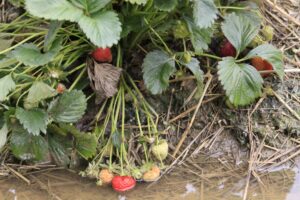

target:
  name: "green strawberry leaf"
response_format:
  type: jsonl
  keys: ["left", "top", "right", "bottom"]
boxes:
{"left": 10, "top": 124, "right": 49, "bottom": 161}
{"left": 0, "top": 74, "right": 16, "bottom": 102}
{"left": 186, "top": 18, "right": 212, "bottom": 53}
{"left": 218, "top": 57, "right": 263, "bottom": 106}
{"left": 233, "top": 2, "right": 262, "bottom": 27}
{"left": 124, "top": 0, "right": 148, "bottom": 4}
{"left": 48, "top": 90, "right": 87, "bottom": 123}
{"left": 48, "top": 133, "right": 72, "bottom": 166}
{"left": 75, "top": 132, "right": 97, "bottom": 159}
{"left": 58, "top": 123, "right": 80, "bottom": 136}
{"left": 86, "top": 0, "right": 111, "bottom": 14}
{"left": 15, "top": 107, "right": 48, "bottom": 136}
{"left": 183, "top": 58, "right": 204, "bottom": 84}
{"left": 25, "top": 0, "right": 83, "bottom": 22}
{"left": 154, "top": 0, "right": 177, "bottom": 11}
{"left": 24, "top": 81, "right": 57, "bottom": 109}
{"left": 70, "top": 0, "right": 110, "bottom": 14}
{"left": 56, "top": 123, "right": 97, "bottom": 159}
{"left": 78, "top": 11, "right": 121, "bottom": 48}
{"left": 0, "top": 57, "right": 18, "bottom": 69}
{"left": 142, "top": 50, "right": 176, "bottom": 94}
{"left": 193, "top": 0, "right": 218, "bottom": 28}
{"left": 44, "top": 21, "right": 62, "bottom": 52}
{"left": 0, "top": 33, "right": 14, "bottom": 51}
{"left": 0, "top": 124, "right": 8, "bottom": 151}
{"left": 221, "top": 13, "right": 260, "bottom": 53}
{"left": 245, "top": 44, "right": 284, "bottom": 79}
{"left": 12, "top": 38, "right": 62, "bottom": 67}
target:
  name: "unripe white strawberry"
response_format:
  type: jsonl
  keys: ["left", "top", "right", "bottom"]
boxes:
{"left": 151, "top": 140, "right": 168, "bottom": 161}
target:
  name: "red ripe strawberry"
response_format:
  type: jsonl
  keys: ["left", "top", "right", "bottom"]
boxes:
{"left": 56, "top": 83, "right": 66, "bottom": 94}
{"left": 112, "top": 176, "right": 136, "bottom": 192}
{"left": 263, "top": 60, "right": 273, "bottom": 71}
{"left": 220, "top": 39, "right": 236, "bottom": 57}
{"left": 251, "top": 57, "right": 265, "bottom": 71}
{"left": 91, "top": 47, "right": 112, "bottom": 63}
{"left": 251, "top": 57, "right": 273, "bottom": 77}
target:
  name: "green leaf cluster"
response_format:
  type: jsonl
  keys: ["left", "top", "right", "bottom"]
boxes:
{"left": 217, "top": 13, "right": 283, "bottom": 106}
{"left": 4, "top": 90, "right": 88, "bottom": 162}
{"left": 25, "top": 0, "right": 121, "bottom": 47}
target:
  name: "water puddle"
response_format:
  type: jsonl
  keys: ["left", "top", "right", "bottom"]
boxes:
{"left": 286, "top": 168, "right": 300, "bottom": 200}
{"left": 1, "top": 145, "right": 300, "bottom": 200}
{"left": 0, "top": 162, "right": 300, "bottom": 200}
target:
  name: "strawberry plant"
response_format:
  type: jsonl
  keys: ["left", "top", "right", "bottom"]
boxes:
{"left": 0, "top": 0, "right": 285, "bottom": 190}
{"left": 138, "top": 2, "right": 284, "bottom": 107}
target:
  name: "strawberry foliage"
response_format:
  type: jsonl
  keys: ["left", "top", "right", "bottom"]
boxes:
{"left": 0, "top": 0, "right": 284, "bottom": 173}
{"left": 142, "top": 51, "right": 176, "bottom": 94}
{"left": 26, "top": 0, "right": 121, "bottom": 48}
{"left": 218, "top": 58, "right": 263, "bottom": 106}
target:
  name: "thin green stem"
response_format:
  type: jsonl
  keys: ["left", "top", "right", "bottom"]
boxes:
{"left": 144, "top": 18, "right": 172, "bottom": 55}
{"left": 135, "top": 105, "right": 149, "bottom": 163}
{"left": 0, "top": 32, "right": 45, "bottom": 55}
{"left": 236, "top": 56, "right": 251, "bottom": 63}
{"left": 217, "top": 6, "right": 250, "bottom": 10}
{"left": 198, "top": 53, "right": 222, "bottom": 61}
{"left": 67, "top": 63, "right": 86, "bottom": 75}
{"left": 68, "top": 67, "right": 86, "bottom": 91}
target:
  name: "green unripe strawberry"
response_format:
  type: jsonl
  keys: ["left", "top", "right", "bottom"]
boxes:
{"left": 11, "top": 90, "right": 21, "bottom": 101}
{"left": 173, "top": 20, "right": 189, "bottom": 39}
{"left": 249, "top": 35, "right": 264, "bottom": 47}
{"left": 175, "top": 70, "right": 185, "bottom": 78}
{"left": 262, "top": 25, "right": 274, "bottom": 42}
{"left": 183, "top": 52, "right": 192, "bottom": 63}
{"left": 151, "top": 139, "right": 168, "bottom": 161}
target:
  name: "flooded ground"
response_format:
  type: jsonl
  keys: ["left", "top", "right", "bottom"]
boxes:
{"left": 1, "top": 131, "right": 300, "bottom": 200}
{"left": 1, "top": 159, "right": 300, "bottom": 200}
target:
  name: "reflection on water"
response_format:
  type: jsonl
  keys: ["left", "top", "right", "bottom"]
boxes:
{"left": 286, "top": 168, "right": 300, "bottom": 200}
{"left": 0, "top": 161, "right": 300, "bottom": 200}
{"left": 163, "top": 156, "right": 300, "bottom": 200}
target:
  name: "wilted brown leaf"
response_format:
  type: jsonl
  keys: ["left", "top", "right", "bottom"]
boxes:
{"left": 87, "top": 59, "right": 122, "bottom": 103}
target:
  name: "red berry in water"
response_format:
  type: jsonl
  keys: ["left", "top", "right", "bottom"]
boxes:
{"left": 220, "top": 39, "right": 236, "bottom": 57}
{"left": 112, "top": 176, "right": 136, "bottom": 192}
{"left": 91, "top": 47, "right": 112, "bottom": 63}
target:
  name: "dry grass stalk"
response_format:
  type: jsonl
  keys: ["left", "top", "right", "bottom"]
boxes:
{"left": 172, "top": 72, "right": 213, "bottom": 157}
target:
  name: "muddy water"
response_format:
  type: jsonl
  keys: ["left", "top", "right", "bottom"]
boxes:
{"left": 0, "top": 166, "right": 299, "bottom": 200}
